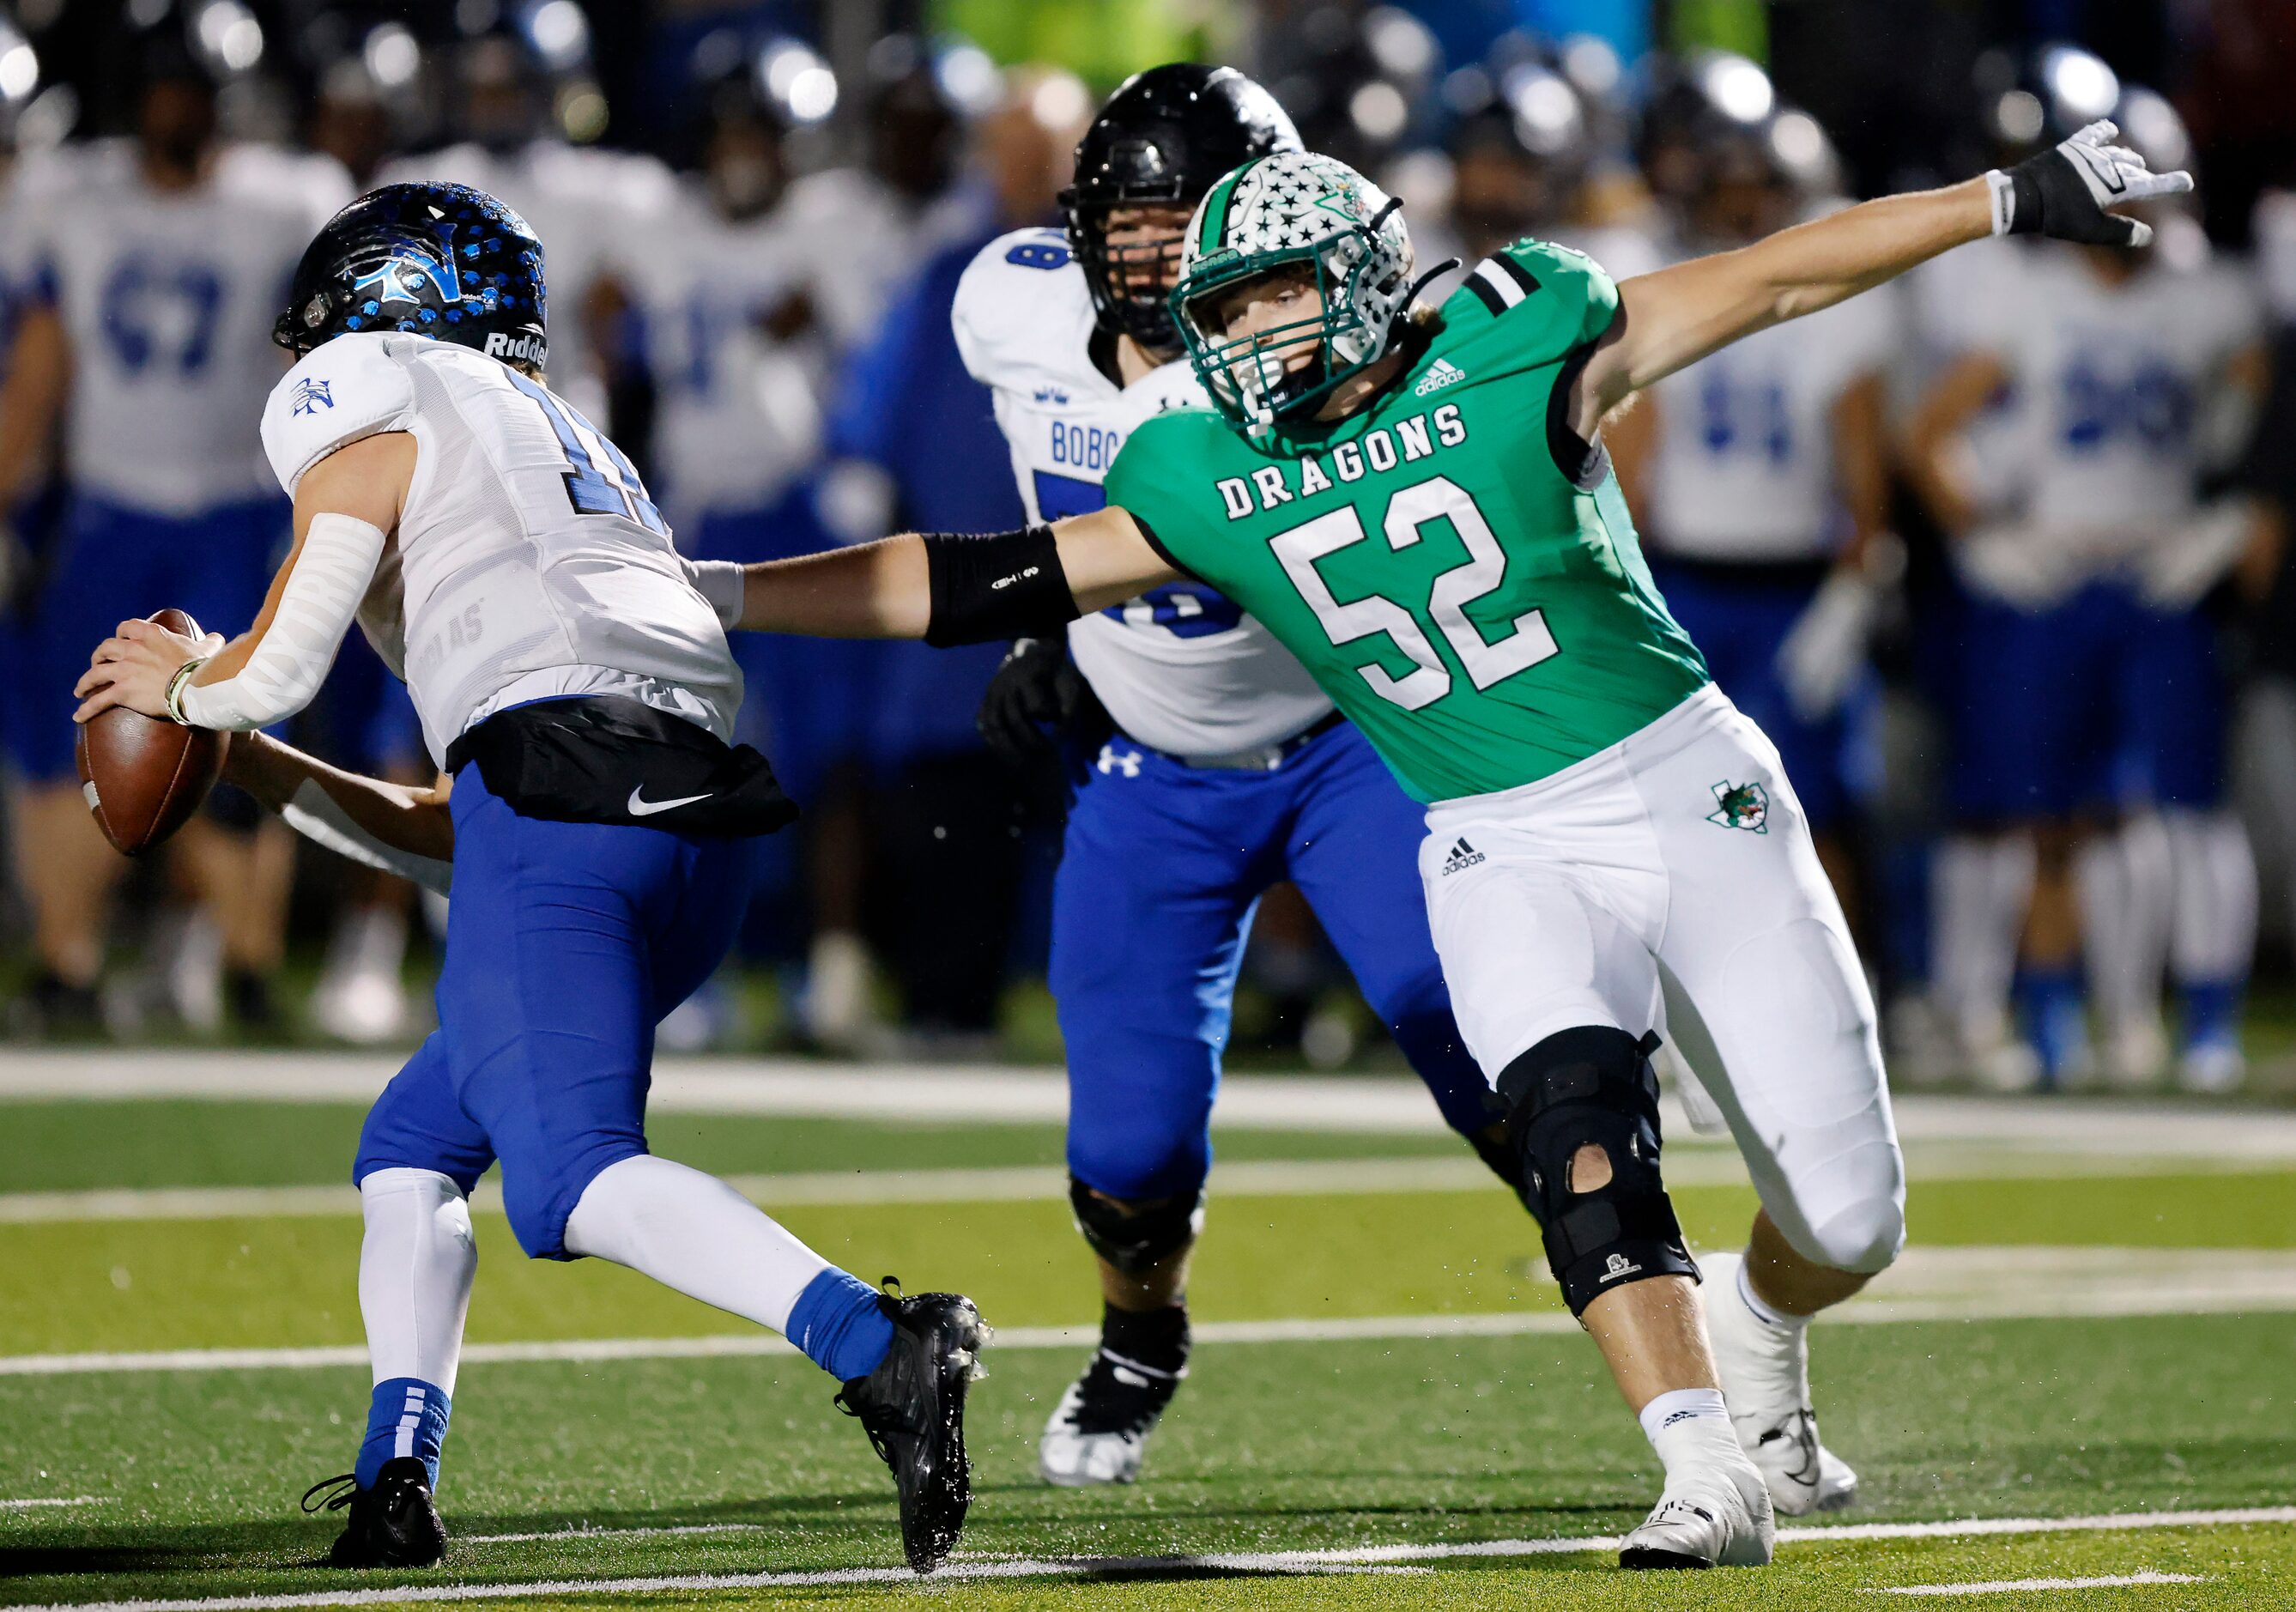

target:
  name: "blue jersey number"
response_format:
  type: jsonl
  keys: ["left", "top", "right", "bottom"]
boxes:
{"left": 2060, "top": 359, "right": 2193, "bottom": 452}
{"left": 1005, "top": 237, "right": 1071, "bottom": 270}
{"left": 1696, "top": 369, "right": 1791, "bottom": 465}
{"left": 507, "top": 370, "right": 668, "bottom": 536}
{"left": 1106, "top": 584, "right": 1245, "bottom": 639}
{"left": 100, "top": 257, "right": 225, "bottom": 377}
{"left": 1033, "top": 469, "right": 1106, "bottom": 520}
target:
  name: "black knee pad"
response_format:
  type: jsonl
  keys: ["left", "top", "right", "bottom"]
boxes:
{"left": 1068, "top": 1176, "right": 1204, "bottom": 1275}
{"left": 1499, "top": 1026, "right": 1698, "bottom": 1316}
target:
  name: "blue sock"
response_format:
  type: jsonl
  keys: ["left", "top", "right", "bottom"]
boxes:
{"left": 2019, "top": 968, "right": 2086, "bottom": 1085}
{"left": 786, "top": 1269, "right": 894, "bottom": 1381}
{"left": 2182, "top": 979, "right": 2244, "bottom": 1050}
{"left": 355, "top": 1377, "right": 451, "bottom": 1489}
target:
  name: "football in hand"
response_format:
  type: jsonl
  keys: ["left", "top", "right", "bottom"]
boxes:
{"left": 75, "top": 608, "right": 228, "bottom": 857}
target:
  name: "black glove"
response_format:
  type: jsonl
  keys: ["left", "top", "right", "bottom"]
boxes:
{"left": 1989, "top": 119, "right": 2192, "bottom": 249}
{"left": 977, "top": 637, "right": 1101, "bottom": 767}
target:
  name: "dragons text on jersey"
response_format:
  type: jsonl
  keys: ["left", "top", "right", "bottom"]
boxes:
{"left": 1107, "top": 239, "right": 1710, "bottom": 802}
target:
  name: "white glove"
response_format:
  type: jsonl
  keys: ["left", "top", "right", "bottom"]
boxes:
{"left": 1777, "top": 567, "right": 1880, "bottom": 723}
{"left": 2133, "top": 498, "right": 2259, "bottom": 610}
{"left": 1987, "top": 120, "right": 2194, "bottom": 249}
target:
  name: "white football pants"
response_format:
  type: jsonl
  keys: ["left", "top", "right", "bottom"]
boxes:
{"left": 1419, "top": 686, "right": 1905, "bottom": 1276}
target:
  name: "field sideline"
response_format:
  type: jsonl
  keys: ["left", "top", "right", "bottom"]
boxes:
{"left": 3, "top": 1055, "right": 2293, "bottom": 1609}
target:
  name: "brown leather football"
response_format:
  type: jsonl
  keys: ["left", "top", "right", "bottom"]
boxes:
{"left": 75, "top": 609, "right": 228, "bottom": 857}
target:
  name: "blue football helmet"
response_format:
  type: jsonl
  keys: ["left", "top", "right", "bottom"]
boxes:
{"left": 273, "top": 182, "right": 548, "bottom": 367}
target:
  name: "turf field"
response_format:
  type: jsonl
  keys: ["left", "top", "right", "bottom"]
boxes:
{"left": 3, "top": 1056, "right": 2294, "bottom": 1609}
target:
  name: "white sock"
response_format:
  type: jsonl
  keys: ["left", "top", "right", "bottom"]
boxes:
{"left": 358, "top": 1167, "right": 477, "bottom": 1393}
{"left": 562, "top": 1154, "right": 833, "bottom": 1335}
{"left": 1639, "top": 1387, "right": 1739, "bottom": 1480}
{"left": 1736, "top": 1258, "right": 1806, "bottom": 1335}
{"left": 2166, "top": 809, "right": 2258, "bottom": 985}
{"left": 2077, "top": 815, "right": 2171, "bottom": 1034}
{"left": 1930, "top": 834, "right": 2033, "bottom": 1037}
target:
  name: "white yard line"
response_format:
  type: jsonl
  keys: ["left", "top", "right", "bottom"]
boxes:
{"left": 10, "top": 1509, "right": 2293, "bottom": 1611}
{"left": 8, "top": 1051, "right": 2296, "bottom": 1156}
{"left": 5, "top": 1247, "right": 2296, "bottom": 1378}
{"left": 3, "top": 1143, "right": 2287, "bottom": 1227}
{"left": 0, "top": 1495, "right": 100, "bottom": 1509}
{"left": 1876, "top": 1571, "right": 2208, "bottom": 1596}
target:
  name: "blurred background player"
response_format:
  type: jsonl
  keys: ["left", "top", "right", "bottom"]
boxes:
{"left": 1910, "top": 56, "right": 2278, "bottom": 1090}
{"left": 826, "top": 60, "right": 1089, "bottom": 1052}
{"left": 0, "top": 3, "right": 348, "bottom": 1034}
{"left": 956, "top": 64, "right": 1511, "bottom": 1487}
{"left": 378, "top": 1, "right": 672, "bottom": 427}
{"left": 1608, "top": 65, "right": 1898, "bottom": 927}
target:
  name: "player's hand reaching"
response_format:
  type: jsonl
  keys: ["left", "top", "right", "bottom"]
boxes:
{"left": 73, "top": 616, "right": 225, "bottom": 724}
{"left": 977, "top": 637, "right": 1104, "bottom": 766}
{"left": 1989, "top": 120, "right": 2194, "bottom": 249}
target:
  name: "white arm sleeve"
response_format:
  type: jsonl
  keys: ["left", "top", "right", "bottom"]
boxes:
{"left": 682, "top": 557, "right": 748, "bottom": 630}
{"left": 280, "top": 779, "right": 453, "bottom": 895}
{"left": 179, "top": 513, "right": 385, "bottom": 731}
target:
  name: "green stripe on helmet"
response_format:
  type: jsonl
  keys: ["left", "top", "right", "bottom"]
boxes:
{"left": 1199, "top": 167, "right": 1245, "bottom": 256}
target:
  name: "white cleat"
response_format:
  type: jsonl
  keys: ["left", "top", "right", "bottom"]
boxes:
{"left": 1702, "top": 1251, "right": 1859, "bottom": 1516}
{"left": 2097, "top": 1017, "right": 2169, "bottom": 1090}
{"left": 2178, "top": 1039, "right": 2246, "bottom": 1094}
{"left": 1037, "top": 1348, "right": 1184, "bottom": 1488}
{"left": 1618, "top": 1456, "right": 1774, "bottom": 1569}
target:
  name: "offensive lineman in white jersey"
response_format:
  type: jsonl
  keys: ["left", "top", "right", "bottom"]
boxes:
{"left": 1909, "top": 84, "right": 2276, "bottom": 1090}
{"left": 70, "top": 183, "right": 984, "bottom": 1576}
{"left": 0, "top": 10, "right": 348, "bottom": 1033}
{"left": 956, "top": 64, "right": 1513, "bottom": 1489}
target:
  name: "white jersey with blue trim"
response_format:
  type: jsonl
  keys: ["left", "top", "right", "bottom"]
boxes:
{"left": 260, "top": 331, "right": 739, "bottom": 768}
{"left": 1958, "top": 240, "right": 2262, "bottom": 535}
{"left": 951, "top": 227, "right": 1333, "bottom": 759}
{"left": 21, "top": 140, "right": 349, "bottom": 516}
{"left": 1641, "top": 240, "right": 1900, "bottom": 563}
{"left": 614, "top": 183, "right": 820, "bottom": 523}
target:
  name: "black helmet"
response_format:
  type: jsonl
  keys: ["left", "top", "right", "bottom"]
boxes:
{"left": 1061, "top": 63, "right": 1300, "bottom": 349}
{"left": 274, "top": 182, "right": 548, "bottom": 369}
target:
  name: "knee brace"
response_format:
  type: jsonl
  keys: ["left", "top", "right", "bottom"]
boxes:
{"left": 1068, "top": 1175, "right": 1204, "bottom": 1275}
{"left": 1499, "top": 1026, "right": 1698, "bottom": 1316}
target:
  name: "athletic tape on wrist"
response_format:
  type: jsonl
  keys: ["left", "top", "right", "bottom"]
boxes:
{"left": 179, "top": 512, "right": 385, "bottom": 730}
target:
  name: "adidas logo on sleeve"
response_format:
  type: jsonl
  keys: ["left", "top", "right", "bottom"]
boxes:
{"left": 1414, "top": 358, "right": 1468, "bottom": 396}
{"left": 1440, "top": 836, "right": 1485, "bottom": 875}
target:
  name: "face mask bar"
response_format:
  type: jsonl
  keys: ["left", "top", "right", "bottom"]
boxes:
{"left": 1072, "top": 208, "right": 1190, "bottom": 349}
{"left": 1173, "top": 233, "right": 1378, "bottom": 440}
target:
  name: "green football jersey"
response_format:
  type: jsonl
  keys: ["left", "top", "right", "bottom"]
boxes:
{"left": 1104, "top": 239, "right": 1709, "bottom": 803}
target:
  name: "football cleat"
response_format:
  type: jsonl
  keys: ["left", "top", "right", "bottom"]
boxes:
{"left": 1701, "top": 1251, "right": 1858, "bottom": 1515}
{"left": 1618, "top": 1456, "right": 1774, "bottom": 1569}
{"left": 1039, "top": 1346, "right": 1187, "bottom": 1488}
{"left": 301, "top": 1457, "right": 447, "bottom": 1568}
{"left": 833, "top": 1285, "right": 990, "bottom": 1573}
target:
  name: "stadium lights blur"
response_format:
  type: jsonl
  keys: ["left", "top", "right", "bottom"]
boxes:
{"left": 2041, "top": 45, "right": 2118, "bottom": 125}
{"left": 1560, "top": 34, "right": 1621, "bottom": 101}
{"left": 935, "top": 42, "right": 1002, "bottom": 118}
{"left": 1504, "top": 64, "right": 1583, "bottom": 156}
{"left": 363, "top": 23, "right": 421, "bottom": 93}
{"left": 1701, "top": 52, "right": 1774, "bottom": 124}
{"left": 193, "top": 0, "right": 264, "bottom": 76}
{"left": 760, "top": 40, "right": 837, "bottom": 125}
{"left": 1364, "top": 6, "right": 1438, "bottom": 82}
{"left": 524, "top": 0, "right": 589, "bottom": 74}
{"left": 1030, "top": 71, "right": 1090, "bottom": 132}
{"left": 0, "top": 37, "right": 36, "bottom": 106}
{"left": 1349, "top": 79, "right": 1408, "bottom": 143}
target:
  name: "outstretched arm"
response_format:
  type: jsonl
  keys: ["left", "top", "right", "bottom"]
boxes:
{"left": 730, "top": 504, "right": 1178, "bottom": 642}
{"left": 1575, "top": 122, "right": 2190, "bottom": 432}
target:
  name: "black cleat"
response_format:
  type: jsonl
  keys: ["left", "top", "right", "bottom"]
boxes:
{"left": 302, "top": 1458, "right": 447, "bottom": 1568}
{"left": 833, "top": 1283, "right": 990, "bottom": 1573}
{"left": 1038, "top": 1342, "right": 1186, "bottom": 1487}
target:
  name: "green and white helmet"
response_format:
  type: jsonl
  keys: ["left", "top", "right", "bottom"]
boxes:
{"left": 1170, "top": 150, "right": 1415, "bottom": 439}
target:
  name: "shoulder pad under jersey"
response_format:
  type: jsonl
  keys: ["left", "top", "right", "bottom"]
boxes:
{"left": 951, "top": 227, "right": 1101, "bottom": 394}
{"left": 261, "top": 332, "right": 420, "bottom": 497}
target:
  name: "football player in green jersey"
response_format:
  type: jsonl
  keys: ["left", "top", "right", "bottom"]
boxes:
{"left": 718, "top": 122, "right": 2188, "bottom": 1568}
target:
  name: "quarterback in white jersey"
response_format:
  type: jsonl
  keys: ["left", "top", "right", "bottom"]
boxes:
{"left": 0, "top": 38, "right": 348, "bottom": 1033}
{"left": 73, "top": 181, "right": 984, "bottom": 1574}
{"left": 1911, "top": 117, "right": 2275, "bottom": 1090}
{"left": 954, "top": 64, "right": 1506, "bottom": 1496}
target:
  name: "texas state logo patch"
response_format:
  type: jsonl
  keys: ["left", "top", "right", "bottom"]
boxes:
{"left": 1705, "top": 779, "right": 1769, "bottom": 833}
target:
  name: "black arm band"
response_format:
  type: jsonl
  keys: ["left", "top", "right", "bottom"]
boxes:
{"left": 921, "top": 524, "right": 1081, "bottom": 648}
